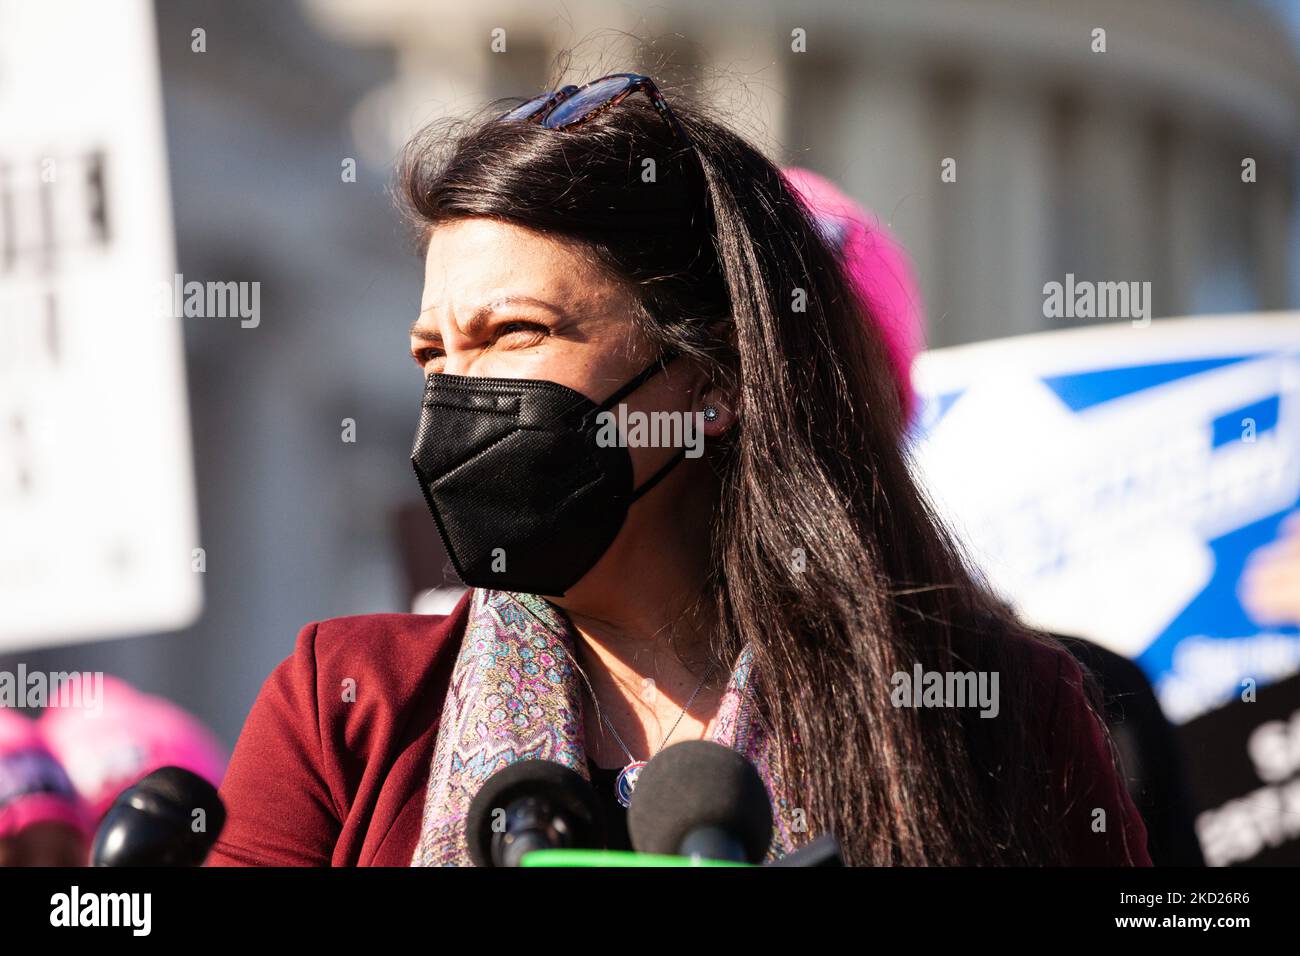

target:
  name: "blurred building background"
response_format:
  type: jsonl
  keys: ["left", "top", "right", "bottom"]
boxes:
{"left": 3, "top": 0, "right": 1298, "bottom": 750}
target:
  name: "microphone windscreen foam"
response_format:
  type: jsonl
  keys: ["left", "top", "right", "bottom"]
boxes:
{"left": 628, "top": 740, "right": 773, "bottom": 862}
{"left": 134, "top": 766, "right": 224, "bottom": 823}
{"left": 466, "top": 759, "right": 604, "bottom": 866}
{"left": 91, "top": 767, "right": 226, "bottom": 866}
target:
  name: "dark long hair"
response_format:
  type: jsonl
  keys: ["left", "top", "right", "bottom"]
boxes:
{"left": 398, "top": 80, "right": 1106, "bottom": 865}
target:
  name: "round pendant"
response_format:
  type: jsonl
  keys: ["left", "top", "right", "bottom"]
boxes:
{"left": 615, "top": 760, "right": 647, "bottom": 808}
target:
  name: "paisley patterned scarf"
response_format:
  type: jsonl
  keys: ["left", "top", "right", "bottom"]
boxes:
{"left": 410, "top": 587, "right": 803, "bottom": 866}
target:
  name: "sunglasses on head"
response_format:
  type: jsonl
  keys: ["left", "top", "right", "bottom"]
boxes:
{"left": 498, "top": 72, "right": 688, "bottom": 143}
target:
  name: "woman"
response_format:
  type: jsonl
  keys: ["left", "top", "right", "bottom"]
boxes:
{"left": 209, "top": 74, "right": 1150, "bottom": 866}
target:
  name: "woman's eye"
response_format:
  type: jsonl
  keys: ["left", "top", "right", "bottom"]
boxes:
{"left": 494, "top": 321, "right": 547, "bottom": 344}
{"left": 412, "top": 347, "right": 443, "bottom": 368}
{"left": 412, "top": 322, "right": 545, "bottom": 369}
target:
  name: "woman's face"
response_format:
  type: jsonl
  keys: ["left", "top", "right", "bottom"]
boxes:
{"left": 410, "top": 216, "right": 729, "bottom": 613}
{"left": 412, "top": 217, "right": 659, "bottom": 401}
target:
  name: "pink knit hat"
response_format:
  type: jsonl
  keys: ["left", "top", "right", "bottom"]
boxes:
{"left": 0, "top": 707, "right": 91, "bottom": 840}
{"left": 38, "top": 675, "right": 228, "bottom": 825}
{"left": 782, "top": 167, "right": 926, "bottom": 421}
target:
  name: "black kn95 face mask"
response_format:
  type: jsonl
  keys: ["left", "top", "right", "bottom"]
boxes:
{"left": 410, "top": 351, "right": 683, "bottom": 597}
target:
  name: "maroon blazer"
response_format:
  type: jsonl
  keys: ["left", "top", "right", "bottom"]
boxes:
{"left": 206, "top": 590, "right": 1152, "bottom": 866}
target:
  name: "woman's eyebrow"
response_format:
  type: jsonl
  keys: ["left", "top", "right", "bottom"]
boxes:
{"left": 410, "top": 295, "right": 567, "bottom": 342}
{"left": 408, "top": 317, "right": 439, "bottom": 343}
{"left": 408, "top": 319, "right": 440, "bottom": 343}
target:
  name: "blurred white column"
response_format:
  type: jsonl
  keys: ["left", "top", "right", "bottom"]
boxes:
{"left": 832, "top": 51, "right": 939, "bottom": 339}
{"left": 1165, "top": 130, "right": 1219, "bottom": 317}
{"left": 1071, "top": 104, "right": 1156, "bottom": 307}
{"left": 1253, "top": 159, "right": 1293, "bottom": 311}
{"left": 696, "top": 12, "right": 788, "bottom": 162}
{"left": 304, "top": 0, "right": 547, "bottom": 164}
{"left": 940, "top": 75, "right": 1052, "bottom": 343}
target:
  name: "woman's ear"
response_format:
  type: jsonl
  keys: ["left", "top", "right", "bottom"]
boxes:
{"left": 699, "top": 386, "right": 736, "bottom": 438}
{"left": 693, "top": 323, "right": 737, "bottom": 438}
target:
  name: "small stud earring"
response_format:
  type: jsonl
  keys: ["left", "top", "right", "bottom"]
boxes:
{"left": 702, "top": 404, "right": 720, "bottom": 423}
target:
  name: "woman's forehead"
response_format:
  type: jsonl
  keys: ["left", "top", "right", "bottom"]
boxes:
{"left": 424, "top": 218, "right": 584, "bottom": 269}
{"left": 420, "top": 218, "right": 629, "bottom": 318}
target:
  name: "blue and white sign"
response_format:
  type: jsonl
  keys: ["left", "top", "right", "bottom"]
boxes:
{"left": 909, "top": 314, "right": 1300, "bottom": 724}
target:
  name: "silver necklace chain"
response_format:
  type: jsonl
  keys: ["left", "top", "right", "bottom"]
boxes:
{"left": 593, "top": 665, "right": 715, "bottom": 767}
{"left": 510, "top": 594, "right": 715, "bottom": 765}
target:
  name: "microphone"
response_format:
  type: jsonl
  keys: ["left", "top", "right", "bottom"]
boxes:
{"left": 91, "top": 766, "right": 226, "bottom": 866}
{"left": 628, "top": 740, "right": 772, "bottom": 863}
{"left": 466, "top": 759, "right": 605, "bottom": 867}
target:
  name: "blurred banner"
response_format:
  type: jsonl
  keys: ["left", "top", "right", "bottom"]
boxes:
{"left": 0, "top": 0, "right": 200, "bottom": 651}
{"left": 1180, "top": 669, "right": 1300, "bottom": 866}
{"left": 910, "top": 313, "right": 1300, "bottom": 725}
{"left": 911, "top": 313, "right": 1300, "bottom": 865}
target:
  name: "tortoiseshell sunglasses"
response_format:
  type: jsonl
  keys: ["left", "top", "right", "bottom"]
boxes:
{"left": 498, "top": 72, "right": 688, "bottom": 142}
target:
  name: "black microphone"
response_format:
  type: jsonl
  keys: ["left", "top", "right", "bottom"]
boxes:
{"left": 628, "top": 740, "right": 772, "bottom": 863}
{"left": 91, "top": 766, "right": 226, "bottom": 866}
{"left": 466, "top": 759, "right": 605, "bottom": 867}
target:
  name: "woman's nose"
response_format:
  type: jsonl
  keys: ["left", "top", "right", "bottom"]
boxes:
{"left": 439, "top": 355, "right": 469, "bottom": 377}
{"left": 438, "top": 350, "right": 498, "bottom": 379}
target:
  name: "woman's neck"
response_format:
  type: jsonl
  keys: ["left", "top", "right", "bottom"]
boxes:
{"left": 546, "top": 458, "right": 726, "bottom": 764}
{"left": 559, "top": 589, "right": 726, "bottom": 769}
